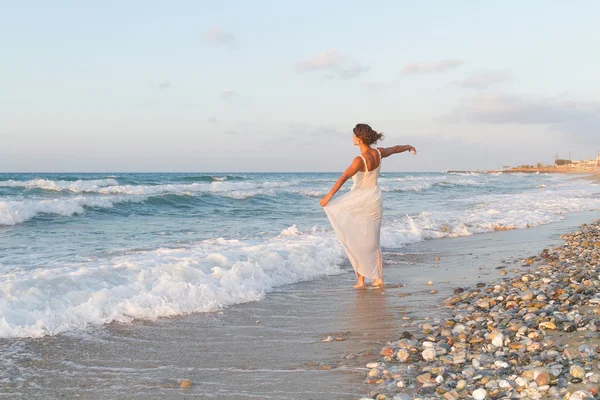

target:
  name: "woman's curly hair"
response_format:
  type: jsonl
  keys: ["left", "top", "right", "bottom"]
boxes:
{"left": 353, "top": 123, "right": 384, "bottom": 145}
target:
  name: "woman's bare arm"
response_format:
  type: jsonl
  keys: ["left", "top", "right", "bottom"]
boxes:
{"left": 378, "top": 145, "right": 417, "bottom": 158}
{"left": 319, "top": 156, "right": 364, "bottom": 207}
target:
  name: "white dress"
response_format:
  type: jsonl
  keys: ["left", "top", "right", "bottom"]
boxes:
{"left": 324, "top": 149, "right": 383, "bottom": 280}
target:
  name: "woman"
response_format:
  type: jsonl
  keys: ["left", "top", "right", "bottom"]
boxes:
{"left": 319, "top": 123, "right": 416, "bottom": 288}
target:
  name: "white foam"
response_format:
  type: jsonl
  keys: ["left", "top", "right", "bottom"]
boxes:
{"left": 380, "top": 182, "right": 600, "bottom": 246}
{"left": 0, "top": 178, "right": 118, "bottom": 192}
{"left": 2, "top": 173, "right": 599, "bottom": 339}
{"left": 279, "top": 224, "right": 301, "bottom": 236}
{"left": 0, "top": 178, "right": 296, "bottom": 197}
{"left": 0, "top": 196, "right": 143, "bottom": 226}
{"left": 287, "top": 189, "right": 327, "bottom": 197}
{"left": 379, "top": 175, "right": 483, "bottom": 192}
{"left": 0, "top": 231, "right": 345, "bottom": 338}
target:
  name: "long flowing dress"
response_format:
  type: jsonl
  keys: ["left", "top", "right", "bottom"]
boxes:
{"left": 324, "top": 149, "right": 383, "bottom": 280}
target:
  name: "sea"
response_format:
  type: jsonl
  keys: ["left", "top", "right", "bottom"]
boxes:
{"left": 1, "top": 171, "right": 599, "bottom": 340}
{"left": 2, "top": 171, "right": 600, "bottom": 398}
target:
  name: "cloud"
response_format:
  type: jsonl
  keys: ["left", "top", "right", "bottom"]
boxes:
{"left": 361, "top": 81, "right": 395, "bottom": 92}
{"left": 401, "top": 59, "right": 463, "bottom": 74}
{"left": 337, "top": 64, "right": 371, "bottom": 79}
{"left": 456, "top": 71, "right": 509, "bottom": 89}
{"left": 295, "top": 50, "right": 343, "bottom": 71}
{"left": 220, "top": 90, "right": 251, "bottom": 103}
{"left": 288, "top": 123, "right": 347, "bottom": 137}
{"left": 443, "top": 92, "right": 600, "bottom": 140}
{"left": 208, "top": 117, "right": 218, "bottom": 123}
{"left": 295, "top": 50, "right": 370, "bottom": 80}
{"left": 157, "top": 81, "right": 171, "bottom": 90}
{"left": 269, "top": 123, "right": 348, "bottom": 145}
{"left": 204, "top": 27, "right": 235, "bottom": 44}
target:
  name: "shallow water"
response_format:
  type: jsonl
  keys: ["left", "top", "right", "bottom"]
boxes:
{"left": 1, "top": 172, "right": 599, "bottom": 339}
{"left": 1, "top": 209, "right": 597, "bottom": 399}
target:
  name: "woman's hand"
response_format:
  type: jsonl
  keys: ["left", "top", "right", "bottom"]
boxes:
{"left": 319, "top": 195, "right": 331, "bottom": 207}
{"left": 409, "top": 146, "right": 417, "bottom": 155}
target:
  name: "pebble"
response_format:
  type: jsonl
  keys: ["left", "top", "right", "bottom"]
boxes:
{"left": 515, "top": 376, "right": 528, "bottom": 387}
{"left": 179, "top": 379, "right": 192, "bottom": 389}
{"left": 522, "top": 291, "right": 534, "bottom": 301}
{"left": 416, "top": 372, "right": 431, "bottom": 384}
{"left": 396, "top": 349, "right": 409, "bottom": 362}
{"left": 568, "top": 390, "right": 595, "bottom": 400}
{"left": 443, "top": 390, "right": 459, "bottom": 400}
{"left": 422, "top": 348, "right": 436, "bottom": 361}
{"left": 563, "top": 347, "right": 580, "bottom": 359}
{"left": 521, "top": 388, "right": 541, "bottom": 399}
{"left": 359, "top": 221, "right": 600, "bottom": 399}
{"left": 497, "top": 379, "right": 511, "bottom": 389}
{"left": 491, "top": 333, "right": 503, "bottom": 347}
{"left": 472, "top": 388, "right": 487, "bottom": 400}
{"left": 570, "top": 365, "right": 585, "bottom": 379}
{"left": 538, "top": 321, "right": 556, "bottom": 330}
{"left": 535, "top": 371, "right": 551, "bottom": 386}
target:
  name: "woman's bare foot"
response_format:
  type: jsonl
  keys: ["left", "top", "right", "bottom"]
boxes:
{"left": 371, "top": 279, "right": 385, "bottom": 288}
{"left": 353, "top": 276, "right": 365, "bottom": 289}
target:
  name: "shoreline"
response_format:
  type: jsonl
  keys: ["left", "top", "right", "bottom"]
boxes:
{"left": 446, "top": 168, "right": 599, "bottom": 176}
{"left": 2, "top": 211, "right": 599, "bottom": 399}
{"left": 360, "top": 221, "right": 600, "bottom": 400}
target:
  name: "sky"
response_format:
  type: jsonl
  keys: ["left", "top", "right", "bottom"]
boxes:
{"left": 1, "top": 0, "right": 600, "bottom": 172}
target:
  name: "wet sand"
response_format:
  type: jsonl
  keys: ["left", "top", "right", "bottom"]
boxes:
{"left": 1, "top": 211, "right": 598, "bottom": 399}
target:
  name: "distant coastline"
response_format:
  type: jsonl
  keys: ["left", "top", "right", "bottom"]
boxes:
{"left": 447, "top": 164, "right": 600, "bottom": 175}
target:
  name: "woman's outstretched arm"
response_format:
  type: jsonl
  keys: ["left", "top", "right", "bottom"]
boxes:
{"left": 319, "top": 156, "right": 363, "bottom": 207}
{"left": 377, "top": 145, "right": 417, "bottom": 158}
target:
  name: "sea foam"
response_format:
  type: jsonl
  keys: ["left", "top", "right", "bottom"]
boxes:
{"left": 0, "top": 229, "right": 346, "bottom": 338}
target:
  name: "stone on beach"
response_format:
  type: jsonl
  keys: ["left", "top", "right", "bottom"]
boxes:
{"left": 534, "top": 370, "right": 551, "bottom": 386}
{"left": 538, "top": 321, "right": 556, "bottom": 330}
{"left": 395, "top": 349, "right": 410, "bottom": 362}
{"left": 416, "top": 372, "right": 431, "bottom": 384}
{"left": 570, "top": 365, "right": 585, "bottom": 379}
{"left": 455, "top": 379, "right": 467, "bottom": 391}
{"left": 179, "top": 379, "right": 192, "bottom": 389}
{"left": 359, "top": 221, "right": 600, "bottom": 399}
{"left": 568, "top": 390, "right": 595, "bottom": 400}
{"left": 421, "top": 348, "right": 436, "bottom": 361}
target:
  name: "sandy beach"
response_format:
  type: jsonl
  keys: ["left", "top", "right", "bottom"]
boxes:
{"left": 1, "top": 210, "right": 598, "bottom": 399}
{"left": 4, "top": 2, "right": 600, "bottom": 399}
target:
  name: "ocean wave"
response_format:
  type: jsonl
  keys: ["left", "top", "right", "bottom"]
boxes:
{"left": 0, "top": 184, "right": 324, "bottom": 225}
{"left": 0, "top": 178, "right": 118, "bottom": 192}
{"left": 380, "top": 188, "right": 600, "bottom": 246}
{"left": 0, "top": 195, "right": 144, "bottom": 226}
{"left": 379, "top": 178, "right": 483, "bottom": 192}
{"left": 1, "top": 176, "right": 599, "bottom": 338}
{"left": 0, "top": 229, "right": 345, "bottom": 338}
{"left": 443, "top": 171, "right": 481, "bottom": 176}
{"left": 181, "top": 174, "right": 247, "bottom": 182}
{"left": 0, "top": 179, "right": 297, "bottom": 197}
